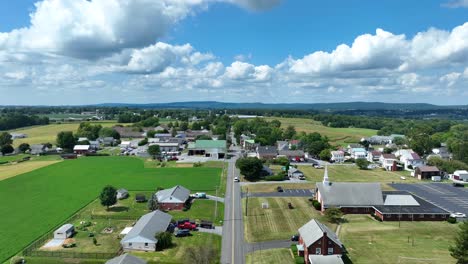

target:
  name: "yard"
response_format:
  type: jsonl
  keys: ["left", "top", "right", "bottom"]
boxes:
{"left": 243, "top": 197, "right": 335, "bottom": 242}
{"left": 241, "top": 183, "right": 315, "bottom": 193}
{"left": 264, "top": 117, "right": 377, "bottom": 145}
{"left": 340, "top": 215, "right": 458, "bottom": 264}
{"left": 0, "top": 156, "right": 221, "bottom": 263}
{"left": 7, "top": 122, "right": 120, "bottom": 147}
{"left": 245, "top": 248, "right": 294, "bottom": 264}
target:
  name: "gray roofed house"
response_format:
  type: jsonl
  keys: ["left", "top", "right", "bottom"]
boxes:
{"left": 30, "top": 144, "right": 48, "bottom": 155}
{"left": 106, "top": 253, "right": 147, "bottom": 264}
{"left": 298, "top": 219, "right": 342, "bottom": 248}
{"left": 121, "top": 210, "right": 172, "bottom": 251}
{"left": 278, "top": 150, "right": 305, "bottom": 159}
{"left": 155, "top": 185, "right": 190, "bottom": 210}
{"left": 256, "top": 146, "right": 278, "bottom": 159}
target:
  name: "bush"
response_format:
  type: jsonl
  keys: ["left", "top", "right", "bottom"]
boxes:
{"left": 193, "top": 162, "right": 203, "bottom": 167}
{"left": 371, "top": 213, "right": 382, "bottom": 222}
{"left": 265, "top": 174, "right": 286, "bottom": 181}
{"left": 448, "top": 217, "right": 457, "bottom": 224}
{"left": 10, "top": 256, "right": 24, "bottom": 264}
{"left": 84, "top": 153, "right": 110, "bottom": 157}
{"left": 294, "top": 256, "right": 305, "bottom": 264}
{"left": 0, "top": 161, "right": 7, "bottom": 165}
{"left": 312, "top": 200, "right": 321, "bottom": 210}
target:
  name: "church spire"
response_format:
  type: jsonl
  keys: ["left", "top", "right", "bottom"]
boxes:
{"left": 323, "top": 164, "right": 330, "bottom": 186}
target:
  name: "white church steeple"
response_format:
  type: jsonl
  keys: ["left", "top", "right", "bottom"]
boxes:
{"left": 323, "top": 165, "right": 330, "bottom": 186}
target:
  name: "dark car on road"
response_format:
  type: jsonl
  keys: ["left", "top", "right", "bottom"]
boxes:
{"left": 277, "top": 186, "right": 284, "bottom": 192}
{"left": 175, "top": 229, "right": 191, "bottom": 237}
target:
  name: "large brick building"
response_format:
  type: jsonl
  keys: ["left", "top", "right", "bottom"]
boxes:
{"left": 297, "top": 219, "right": 344, "bottom": 264}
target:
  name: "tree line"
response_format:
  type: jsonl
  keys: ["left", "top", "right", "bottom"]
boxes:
{"left": 0, "top": 113, "right": 49, "bottom": 131}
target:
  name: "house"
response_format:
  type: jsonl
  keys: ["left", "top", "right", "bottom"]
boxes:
{"left": 367, "top": 150, "right": 382, "bottom": 163}
{"left": 54, "top": 224, "right": 74, "bottom": 239}
{"left": 243, "top": 139, "right": 257, "bottom": 151}
{"left": 347, "top": 144, "right": 361, "bottom": 152}
{"left": 256, "top": 146, "right": 277, "bottom": 160}
{"left": 350, "top": 148, "right": 367, "bottom": 159}
{"left": 277, "top": 141, "right": 289, "bottom": 151}
{"left": 297, "top": 219, "right": 344, "bottom": 264}
{"left": 30, "top": 144, "right": 48, "bottom": 155}
{"left": 154, "top": 133, "right": 172, "bottom": 141}
{"left": 452, "top": 170, "right": 468, "bottom": 182}
{"left": 106, "top": 254, "right": 147, "bottom": 264}
{"left": 149, "top": 142, "right": 179, "bottom": 153}
{"left": 117, "top": 189, "right": 129, "bottom": 200}
{"left": 430, "top": 146, "right": 452, "bottom": 160}
{"left": 121, "top": 210, "right": 172, "bottom": 251}
{"left": 113, "top": 127, "right": 145, "bottom": 138}
{"left": 397, "top": 150, "right": 424, "bottom": 170}
{"left": 101, "top": 137, "right": 117, "bottom": 146}
{"left": 380, "top": 154, "right": 398, "bottom": 171}
{"left": 155, "top": 185, "right": 190, "bottom": 211}
{"left": 73, "top": 145, "right": 91, "bottom": 155}
{"left": 120, "top": 141, "right": 132, "bottom": 149}
{"left": 10, "top": 133, "right": 27, "bottom": 139}
{"left": 330, "top": 151, "right": 344, "bottom": 163}
{"left": 278, "top": 150, "right": 305, "bottom": 161}
{"left": 288, "top": 167, "right": 304, "bottom": 178}
{"left": 365, "top": 135, "right": 392, "bottom": 145}
{"left": 187, "top": 140, "right": 226, "bottom": 159}
{"left": 89, "top": 140, "right": 100, "bottom": 150}
{"left": 414, "top": 166, "right": 440, "bottom": 180}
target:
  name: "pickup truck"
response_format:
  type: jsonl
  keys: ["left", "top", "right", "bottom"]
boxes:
{"left": 177, "top": 221, "right": 197, "bottom": 230}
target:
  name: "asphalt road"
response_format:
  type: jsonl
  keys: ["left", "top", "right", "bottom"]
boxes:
{"left": 242, "top": 189, "right": 314, "bottom": 198}
{"left": 221, "top": 155, "right": 245, "bottom": 264}
{"left": 390, "top": 183, "right": 468, "bottom": 215}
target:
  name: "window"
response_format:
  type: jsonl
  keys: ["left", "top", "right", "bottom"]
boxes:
{"left": 431, "top": 214, "right": 435, "bottom": 218}
{"left": 328, "top": 248, "right": 334, "bottom": 254}
{"left": 419, "top": 214, "right": 424, "bottom": 218}
{"left": 129, "top": 243, "right": 132, "bottom": 246}
{"left": 315, "top": 248, "right": 321, "bottom": 255}
{"left": 144, "top": 243, "right": 148, "bottom": 247}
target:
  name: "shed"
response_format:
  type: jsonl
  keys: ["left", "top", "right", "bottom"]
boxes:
{"left": 135, "top": 194, "right": 146, "bottom": 203}
{"left": 117, "top": 189, "right": 129, "bottom": 200}
{"left": 54, "top": 224, "right": 74, "bottom": 239}
{"left": 106, "top": 253, "right": 147, "bottom": 264}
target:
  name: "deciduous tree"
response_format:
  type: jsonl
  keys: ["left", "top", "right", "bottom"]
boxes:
{"left": 99, "top": 185, "right": 117, "bottom": 210}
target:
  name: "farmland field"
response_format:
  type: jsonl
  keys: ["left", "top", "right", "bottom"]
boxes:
{"left": 6, "top": 122, "right": 121, "bottom": 147}
{"left": 0, "top": 160, "right": 61, "bottom": 181}
{"left": 0, "top": 156, "right": 221, "bottom": 262}
{"left": 265, "top": 117, "right": 377, "bottom": 145}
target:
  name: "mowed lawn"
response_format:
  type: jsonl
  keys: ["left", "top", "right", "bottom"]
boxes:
{"left": 0, "top": 156, "right": 221, "bottom": 262}
{"left": 245, "top": 248, "right": 294, "bottom": 264}
{"left": 0, "top": 160, "right": 61, "bottom": 181}
{"left": 340, "top": 215, "right": 458, "bottom": 264}
{"left": 241, "top": 183, "right": 315, "bottom": 193}
{"left": 265, "top": 117, "right": 377, "bottom": 145}
{"left": 7, "top": 122, "right": 120, "bottom": 147}
{"left": 243, "top": 197, "right": 335, "bottom": 242}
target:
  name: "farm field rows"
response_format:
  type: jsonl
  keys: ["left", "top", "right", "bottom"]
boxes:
{"left": 0, "top": 156, "right": 221, "bottom": 263}
{"left": 265, "top": 117, "right": 377, "bottom": 145}
{"left": 6, "top": 122, "right": 121, "bottom": 147}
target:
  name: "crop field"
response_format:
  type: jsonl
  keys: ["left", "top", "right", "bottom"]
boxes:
{"left": 265, "top": 117, "right": 377, "bottom": 145}
{"left": 0, "top": 160, "right": 61, "bottom": 181}
{"left": 0, "top": 156, "right": 221, "bottom": 263}
{"left": 6, "top": 122, "right": 120, "bottom": 147}
{"left": 243, "top": 197, "right": 335, "bottom": 242}
{"left": 340, "top": 215, "right": 457, "bottom": 264}
{"left": 245, "top": 248, "right": 294, "bottom": 264}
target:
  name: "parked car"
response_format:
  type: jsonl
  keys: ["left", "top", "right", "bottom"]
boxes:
{"left": 291, "top": 234, "right": 299, "bottom": 241}
{"left": 234, "top": 177, "right": 240, "bottom": 182}
{"left": 175, "top": 229, "right": 191, "bottom": 237}
{"left": 178, "top": 221, "right": 197, "bottom": 230}
{"left": 277, "top": 186, "right": 284, "bottom": 192}
{"left": 199, "top": 220, "right": 214, "bottom": 229}
{"left": 450, "top": 212, "right": 467, "bottom": 218}
{"left": 313, "top": 164, "right": 324, "bottom": 169}
{"left": 191, "top": 192, "right": 206, "bottom": 199}
{"left": 298, "top": 175, "right": 306, "bottom": 180}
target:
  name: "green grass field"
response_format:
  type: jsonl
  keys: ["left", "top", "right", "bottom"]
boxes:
{"left": 6, "top": 122, "right": 121, "bottom": 147}
{"left": 0, "top": 156, "right": 221, "bottom": 263}
{"left": 340, "top": 215, "right": 457, "bottom": 264}
{"left": 265, "top": 117, "right": 377, "bottom": 145}
{"left": 245, "top": 248, "right": 294, "bottom": 264}
{"left": 243, "top": 197, "right": 335, "bottom": 242}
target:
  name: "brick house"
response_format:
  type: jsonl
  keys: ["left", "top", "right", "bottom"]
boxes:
{"left": 297, "top": 219, "right": 344, "bottom": 264}
{"left": 155, "top": 185, "right": 190, "bottom": 211}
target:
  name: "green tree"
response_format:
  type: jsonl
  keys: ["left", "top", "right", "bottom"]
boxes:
{"left": 180, "top": 122, "right": 189, "bottom": 131}
{"left": 235, "top": 157, "right": 264, "bottom": 181}
{"left": 148, "top": 145, "right": 161, "bottom": 159}
{"left": 99, "top": 185, "right": 117, "bottom": 210}
{"left": 407, "top": 125, "right": 435, "bottom": 156}
{"left": 325, "top": 207, "right": 343, "bottom": 223}
{"left": 449, "top": 221, "right": 468, "bottom": 264}
{"left": 355, "top": 158, "right": 370, "bottom": 170}
{"left": 56, "top": 131, "right": 76, "bottom": 150}
{"left": 138, "top": 138, "right": 148, "bottom": 146}
{"left": 18, "top": 143, "right": 30, "bottom": 153}
{"left": 392, "top": 136, "right": 406, "bottom": 146}
{"left": 283, "top": 125, "right": 296, "bottom": 140}
{"left": 319, "top": 149, "right": 332, "bottom": 161}
{"left": 155, "top": 232, "right": 173, "bottom": 250}
{"left": 1, "top": 144, "right": 14, "bottom": 155}
{"left": 76, "top": 122, "right": 102, "bottom": 140}
{"left": 147, "top": 197, "right": 159, "bottom": 211}
{"left": 99, "top": 127, "right": 120, "bottom": 139}
{"left": 0, "top": 132, "right": 12, "bottom": 146}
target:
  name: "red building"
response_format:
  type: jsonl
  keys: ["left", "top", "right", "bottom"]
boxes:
{"left": 155, "top": 185, "right": 190, "bottom": 211}
{"left": 297, "top": 219, "right": 344, "bottom": 264}
{"left": 73, "top": 145, "right": 91, "bottom": 155}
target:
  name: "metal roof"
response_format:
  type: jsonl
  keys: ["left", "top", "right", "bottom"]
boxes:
{"left": 193, "top": 140, "right": 226, "bottom": 149}
{"left": 105, "top": 253, "right": 147, "bottom": 264}
{"left": 384, "top": 195, "right": 420, "bottom": 206}
{"left": 156, "top": 185, "right": 190, "bottom": 204}
{"left": 316, "top": 182, "right": 384, "bottom": 207}
{"left": 309, "top": 255, "right": 344, "bottom": 264}
{"left": 55, "top": 224, "right": 74, "bottom": 233}
{"left": 298, "top": 219, "right": 342, "bottom": 248}
{"left": 121, "top": 210, "right": 171, "bottom": 244}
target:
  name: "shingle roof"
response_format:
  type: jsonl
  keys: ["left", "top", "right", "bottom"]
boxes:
{"left": 316, "top": 182, "right": 384, "bottom": 207}
{"left": 257, "top": 146, "right": 277, "bottom": 155}
{"left": 298, "top": 219, "right": 342, "bottom": 248}
{"left": 156, "top": 185, "right": 190, "bottom": 203}
{"left": 382, "top": 154, "right": 396, "bottom": 159}
{"left": 106, "top": 253, "right": 147, "bottom": 264}
{"left": 278, "top": 150, "right": 305, "bottom": 157}
{"left": 417, "top": 166, "right": 440, "bottom": 173}
{"left": 121, "top": 210, "right": 171, "bottom": 244}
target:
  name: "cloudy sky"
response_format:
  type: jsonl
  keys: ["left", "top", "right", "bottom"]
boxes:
{"left": 0, "top": 0, "right": 467, "bottom": 105}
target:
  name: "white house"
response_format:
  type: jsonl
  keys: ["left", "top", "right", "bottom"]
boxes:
{"left": 350, "top": 148, "right": 367, "bottom": 159}
{"left": 121, "top": 210, "right": 172, "bottom": 251}
{"left": 396, "top": 149, "right": 424, "bottom": 170}
{"left": 380, "top": 154, "right": 398, "bottom": 171}
{"left": 367, "top": 151, "right": 382, "bottom": 163}
{"left": 54, "top": 224, "right": 74, "bottom": 239}
{"left": 331, "top": 151, "right": 344, "bottom": 163}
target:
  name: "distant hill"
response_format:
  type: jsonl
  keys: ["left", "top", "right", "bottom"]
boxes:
{"left": 94, "top": 101, "right": 466, "bottom": 111}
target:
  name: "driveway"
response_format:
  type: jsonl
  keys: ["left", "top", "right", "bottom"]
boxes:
{"left": 206, "top": 195, "right": 225, "bottom": 203}
{"left": 242, "top": 189, "right": 314, "bottom": 198}
{"left": 42, "top": 238, "right": 65, "bottom": 248}
{"left": 390, "top": 183, "right": 468, "bottom": 215}
{"left": 244, "top": 240, "right": 296, "bottom": 253}
{"left": 198, "top": 226, "right": 223, "bottom": 236}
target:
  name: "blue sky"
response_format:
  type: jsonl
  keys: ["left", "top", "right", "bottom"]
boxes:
{"left": 0, "top": 0, "right": 467, "bottom": 105}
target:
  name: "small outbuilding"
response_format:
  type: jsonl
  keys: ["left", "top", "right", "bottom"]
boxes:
{"left": 135, "top": 194, "right": 146, "bottom": 203}
{"left": 106, "top": 253, "right": 147, "bottom": 264}
{"left": 54, "top": 224, "right": 74, "bottom": 239}
{"left": 414, "top": 166, "right": 440, "bottom": 180}
{"left": 117, "top": 189, "right": 129, "bottom": 200}
{"left": 73, "top": 145, "right": 91, "bottom": 155}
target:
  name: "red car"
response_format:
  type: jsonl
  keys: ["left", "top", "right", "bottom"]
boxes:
{"left": 177, "top": 221, "right": 197, "bottom": 230}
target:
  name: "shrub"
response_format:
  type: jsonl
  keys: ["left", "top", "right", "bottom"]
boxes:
{"left": 10, "top": 256, "right": 24, "bottom": 264}
{"left": 325, "top": 207, "right": 343, "bottom": 223}
{"left": 312, "top": 200, "right": 321, "bottom": 210}
{"left": 265, "top": 174, "right": 286, "bottom": 181}
{"left": 193, "top": 162, "right": 203, "bottom": 167}
{"left": 92, "top": 237, "right": 97, "bottom": 246}
{"left": 85, "top": 153, "right": 110, "bottom": 157}
{"left": 448, "top": 217, "right": 457, "bottom": 224}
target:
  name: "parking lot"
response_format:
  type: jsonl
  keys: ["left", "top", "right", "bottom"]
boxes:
{"left": 390, "top": 183, "right": 468, "bottom": 215}
{"left": 243, "top": 189, "right": 314, "bottom": 198}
